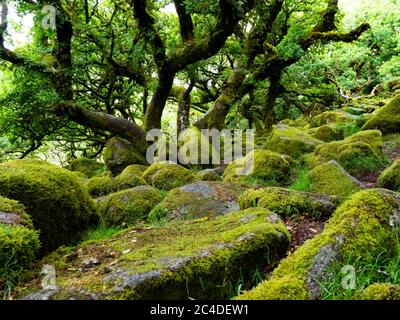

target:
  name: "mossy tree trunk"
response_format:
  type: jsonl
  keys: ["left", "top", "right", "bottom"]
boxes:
{"left": 176, "top": 79, "right": 195, "bottom": 133}
{"left": 0, "top": 0, "right": 256, "bottom": 156}
{"left": 193, "top": 0, "right": 370, "bottom": 131}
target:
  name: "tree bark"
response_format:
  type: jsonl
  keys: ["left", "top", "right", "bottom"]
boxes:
{"left": 177, "top": 79, "right": 195, "bottom": 133}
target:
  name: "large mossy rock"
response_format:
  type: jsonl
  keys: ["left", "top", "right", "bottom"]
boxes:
{"left": 310, "top": 110, "right": 363, "bottom": 128}
{"left": 377, "top": 159, "right": 400, "bottom": 192}
{"left": 305, "top": 130, "right": 384, "bottom": 176}
{"left": 310, "top": 125, "right": 341, "bottom": 142}
{"left": 362, "top": 94, "right": 400, "bottom": 134}
{"left": 223, "top": 149, "right": 293, "bottom": 184}
{"left": 19, "top": 208, "right": 290, "bottom": 300}
{"left": 68, "top": 158, "right": 106, "bottom": 178}
{"left": 279, "top": 117, "right": 311, "bottom": 130}
{"left": 195, "top": 169, "right": 221, "bottom": 181}
{"left": 359, "top": 283, "right": 400, "bottom": 300}
{"left": 0, "top": 160, "right": 98, "bottom": 254}
{"left": 97, "top": 186, "right": 162, "bottom": 227}
{"left": 236, "top": 189, "right": 400, "bottom": 300}
{"left": 149, "top": 181, "right": 248, "bottom": 222}
{"left": 142, "top": 162, "right": 195, "bottom": 190}
{"left": 239, "top": 187, "right": 339, "bottom": 218}
{"left": 120, "top": 165, "right": 148, "bottom": 177}
{"left": 85, "top": 174, "right": 147, "bottom": 198}
{"left": 103, "top": 137, "right": 147, "bottom": 175}
{"left": 265, "top": 125, "right": 324, "bottom": 158}
{"left": 0, "top": 197, "right": 40, "bottom": 292}
{"left": 309, "top": 160, "right": 363, "bottom": 199}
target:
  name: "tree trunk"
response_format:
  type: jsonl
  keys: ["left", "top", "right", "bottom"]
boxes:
{"left": 177, "top": 79, "right": 195, "bottom": 133}
{"left": 194, "top": 64, "right": 246, "bottom": 130}
{"left": 144, "top": 71, "right": 175, "bottom": 131}
{"left": 264, "top": 75, "right": 282, "bottom": 130}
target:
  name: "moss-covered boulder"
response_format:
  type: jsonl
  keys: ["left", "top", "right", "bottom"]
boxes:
{"left": 0, "top": 197, "right": 40, "bottom": 293}
{"left": 85, "top": 176, "right": 117, "bottom": 197}
{"left": 310, "top": 125, "right": 341, "bottom": 142}
{"left": 362, "top": 94, "right": 400, "bottom": 134}
{"left": 377, "top": 159, "right": 400, "bottom": 192}
{"left": 0, "top": 160, "right": 98, "bottom": 254}
{"left": 103, "top": 137, "right": 147, "bottom": 175}
{"left": 85, "top": 174, "right": 147, "bottom": 198}
{"left": 195, "top": 169, "right": 221, "bottom": 181}
{"left": 311, "top": 110, "right": 363, "bottom": 128}
{"left": 120, "top": 165, "right": 148, "bottom": 177}
{"left": 17, "top": 208, "right": 290, "bottom": 300}
{"left": 305, "top": 130, "right": 384, "bottom": 176}
{"left": 114, "top": 174, "right": 147, "bottom": 191}
{"left": 236, "top": 189, "right": 400, "bottom": 300}
{"left": 177, "top": 127, "right": 220, "bottom": 167}
{"left": 279, "top": 117, "right": 311, "bottom": 130}
{"left": 68, "top": 158, "right": 106, "bottom": 178}
{"left": 97, "top": 186, "right": 162, "bottom": 227}
{"left": 265, "top": 125, "right": 324, "bottom": 158}
{"left": 149, "top": 181, "right": 248, "bottom": 222}
{"left": 359, "top": 283, "right": 400, "bottom": 300}
{"left": 223, "top": 149, "right": 293, "bottom": 184}
{"left": 239, "top": 187, "right": 339, "bottom": 218}
{"left": 142, "top": 162, "right": 194, "bottom": 190}
{"left": 309, "top": 161, "right": 363, "bottom": 198}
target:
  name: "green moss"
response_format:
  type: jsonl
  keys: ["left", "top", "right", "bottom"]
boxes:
{"left": 97, "top": 186, "right": 162, "bottom": 227}
{"left": 377, "top": 159, "right": 400, "bottom": 192}
{"left": 142, "top": 162, "right": 194, "bottom": 190}
{"left": 103, "top": 137, "right": 147, "bottom": 175}
{"left": 309, "top": 161, "right": 362, "bottom": 198}
{"left": 85, "top": 176, "right": 117, "bottom": 197}
{"left": 120, "top": 165, "right": 148, "bottom": 177}
{"left": 311, "top": 110, "right": 363, "bottom": 128}
{"left": 68, "top": 158, "right": 106, "bottom": 178}
{"left": 15, "top": 208, "right": 291, "bottom": 300}
{"left": 305, "top": 130, "right": 385, "bottom": 176}
{"left": 239, "top": 187, "right": 339, "bottom": 218}
{"left": 0, "top": 160, "right": 98, "bottom": 254}
{"left": 359, "top": 283, "right": 400, "bottom": 300}
{"left": 223, "top": 149, "right": 293, "bottom": 184}
{"left": 85, "top": 174, "right": 147, "bottom": 198}
{"left": 114, "top": 174, "right": 147, "bottom": 190}
{"left": 265, "top": 125, "right": 324, "bottom": 158}
{"left": 362, "top": 94, "right": 400, "bottom": 134}
{"left": 310, "top": 125, "right": 341, "bottom": 142}
{"left": 0, "top": 197, "right": 40, "bottom": 296}
{"left": 280, "top": 117, "right": 310, "bottom": 130}
{"left": 236, "top": 189, "right": 399, "bottom": 300}
{"left": 195, "top": 169, "right": 221, "bottom": 181}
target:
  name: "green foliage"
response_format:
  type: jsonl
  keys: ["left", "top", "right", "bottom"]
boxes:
{"left": 0, "top": 70, "right": 63, "bottom": 160}
{"left": 290, "top": 166, "right": 313, "bottom": 192}
{"left": 81, "top": 225, "right": 123, "bottom": 243}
